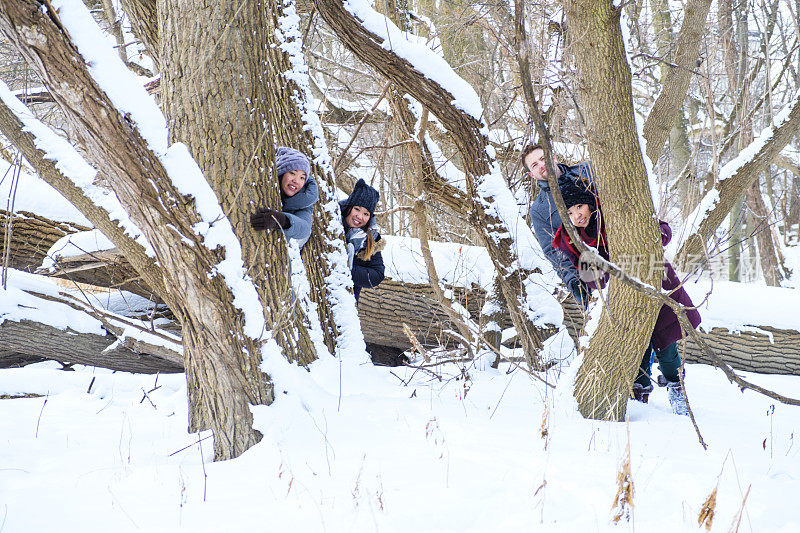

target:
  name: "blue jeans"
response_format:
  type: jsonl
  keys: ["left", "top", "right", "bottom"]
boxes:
{"left": 635, "top": 341, "right": 681, "bottom": 387}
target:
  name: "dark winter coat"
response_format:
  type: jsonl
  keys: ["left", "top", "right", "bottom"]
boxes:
{"left": 552, "top": 213, "right": 701, "bottom": 351}
{"left": 529, "top": 162, "right": 593, "bottom": 293}
{"left": 281, "top": 176, "right": 319, "bottom": 247}
{"left": 341, "top": 203, "right": 385, "bottom": 302}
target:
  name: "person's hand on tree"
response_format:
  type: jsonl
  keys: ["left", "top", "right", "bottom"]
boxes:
{"left": 568, "top": 277, "right": 590, "bottom": 309}
{"left": 250, "top": 208, "right": 289, "bottom": 231}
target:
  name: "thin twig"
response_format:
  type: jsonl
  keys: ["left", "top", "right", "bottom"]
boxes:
{"left": 35, "top": 393, "right": 49, "bottom": 438}
{"left": 168, "top": 434, "right": 213, "bottom": 456}
{"left": 333, "top": 83, "right": 392, "bottom": 174}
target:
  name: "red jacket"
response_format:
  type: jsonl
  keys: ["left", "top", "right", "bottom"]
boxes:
{"left": 552, "top": 213, "right": 701, "bottom": 350}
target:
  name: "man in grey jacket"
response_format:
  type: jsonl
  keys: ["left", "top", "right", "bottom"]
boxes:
{"left": 522, "top": 143, "right": 591, "bottom": 308}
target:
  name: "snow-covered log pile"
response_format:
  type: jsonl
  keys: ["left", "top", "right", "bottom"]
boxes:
{"left": 0, "top": 269, "right": 182, "bottom": 373}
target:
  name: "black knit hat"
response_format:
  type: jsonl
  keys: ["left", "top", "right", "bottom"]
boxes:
{"left": 342, "top": 179, "right": 380, "bottom": 216}
{"left": 559, "top": 178, "right": 597, "bottom": 210}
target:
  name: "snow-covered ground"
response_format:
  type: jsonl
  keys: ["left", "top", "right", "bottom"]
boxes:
{"left": 1, "top": 1, "right": 799, "bottom": 530}
{"left": 1, "top": 354, "right": 798, "bottom": 532}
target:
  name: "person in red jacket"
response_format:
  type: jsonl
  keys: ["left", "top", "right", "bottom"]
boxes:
{"left": 552, "top": 179, "right": 701, "bottom": 415}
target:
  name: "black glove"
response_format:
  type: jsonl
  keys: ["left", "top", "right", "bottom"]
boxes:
{"left": 250, "top": 208, "right": 290, "bottom": 231}
{"left": 568, "top": 277, "right": 590, "bottom": 309}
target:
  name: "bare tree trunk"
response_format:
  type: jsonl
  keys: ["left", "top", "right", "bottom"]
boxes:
{"left": 313, "top": 0, "right": 553, "bottom": 368}
{"left": 746, "top": 177, "right": 789, "bottom": 285}
{"left": 158, "top": 0, "right": 316, "bottom": 367}
{"left": 118, "top": 0, "right": 159, "bottom": 71}
{"left": 0, "top": 0, "right": 285, "bottom": 460}
{"left": 562, "top": 0, "right": 664, "bottom": 421}
{"left": 642, "top": 0, "right": 712, "bottom": 165}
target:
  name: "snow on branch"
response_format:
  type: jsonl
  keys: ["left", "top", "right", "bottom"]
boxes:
{"left": 669, "top": 89, "right": 800, "bottom": 259}
{"left": 0, "top": 81, "right": 152, "bottom": 257}
{"left": 343, "top": 0, "right": 482, "bottom": 119}
{"left": 51, "top": 0, "right": 274, "bottom": 347}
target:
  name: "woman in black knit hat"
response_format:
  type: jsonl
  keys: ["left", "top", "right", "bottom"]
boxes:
{"left": 552, "top": 178, "right": 701, "bottom": 414}
{"left": 340, "top": 179, "right": 385, "bottom": 302}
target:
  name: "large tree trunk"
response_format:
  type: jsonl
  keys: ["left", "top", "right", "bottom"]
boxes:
{"left": 562, "top": 1, "right": 664, "bottom": 421}
{"left": 0, "top": 0, "right": 297, "bottom": 460}
{"left": 158, "top": 0, "right": 315, "bottom": 366}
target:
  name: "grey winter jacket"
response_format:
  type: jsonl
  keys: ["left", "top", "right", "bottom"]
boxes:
{"left": 528, "top": 161, "right": 593, "bottom": 293}
{"left": 281, "top": 176, "right": 319, "bottom": 247}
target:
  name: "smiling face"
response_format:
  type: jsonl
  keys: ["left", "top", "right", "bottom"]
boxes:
{"left": 280, "top": 169, "right": 307, "bottom": 197}
{"left": 523, "top": 148, "right": 561, "bottom": 182}
{"left": 567, "top": 203, "right": 593, "bottom": 228}
{"left": 345, "top": 205, "right": 370, "bottom": 229}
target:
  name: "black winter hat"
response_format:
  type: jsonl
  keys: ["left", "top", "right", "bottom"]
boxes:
{"left": 342, "top": 179, "right": 380, "bottom": 216}
{"left": 559, "top": 178, "right": 597, "bottom": 210}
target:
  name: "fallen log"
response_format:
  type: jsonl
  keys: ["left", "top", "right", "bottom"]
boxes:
{"left": 44, "top": 247, "right": 155, "bottom": 299}
{"left": 0, "top": 318, "right": 183, "bottom": 373}
{"left": 23, "top": 246, "right": 800, "bottom": 377}
{"left": 685, "top": 326, "right": 800, "bottom": 376}
{"left": 0, "top": 272, "right": 183, "bottom": 374}
{"left": 0, "top": 209, "right": 89, "bottom": 272}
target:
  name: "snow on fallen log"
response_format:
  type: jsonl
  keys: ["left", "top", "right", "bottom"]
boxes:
{"left": 0, "top": 269, "right": 182, "bottom": 373}
{"left": 25, "top": 231, "right": 800, "bottom": 377}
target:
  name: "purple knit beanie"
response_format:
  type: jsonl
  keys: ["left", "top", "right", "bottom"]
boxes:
{"left": 276, "top": 146, "right": 311, "bottom": 177}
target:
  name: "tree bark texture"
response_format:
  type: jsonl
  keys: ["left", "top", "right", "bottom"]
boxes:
{"left": 562, "top": 1, "right": 664, "bottom": 421}
{"left": 0, "top": 95, "right": 166, "bottom": 298}
{"left": 158, "top": 0, "right": 316, "bottom": 367}
{"left": 118, "top": 0, "right": 159, "bottom": 70}
{"left": 642, "top": 0, "right": 712, "bottom": 164}
{"left": 313, "top": 0, "right": 552, "bottom": 367}
{"left": 0, "top": 318, "right": 183, "bottom": 372}
{"left": 0, "top": 0, "right": 271, "bottom": 460}
{"left": 155, "top": 0, "right": 359, "bottom": 359}
{"left": 0, "top": 209, "right": 87, "bottom": 272}
{"left": 745, "top": 177, "right": 788, "bottom": 286}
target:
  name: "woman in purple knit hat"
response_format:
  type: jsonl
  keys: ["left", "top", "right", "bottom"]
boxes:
{"left": 250, "top": 146, "right": 319, "bottom": 248}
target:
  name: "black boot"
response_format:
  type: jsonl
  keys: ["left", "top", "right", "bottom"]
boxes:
{"left": 631, "top": 382, "right": 654, "bottom": 403}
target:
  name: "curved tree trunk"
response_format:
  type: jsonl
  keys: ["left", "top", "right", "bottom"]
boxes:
{"left": 642, "top": 0, "right": 712, "bottom": 164}
{"left": 562, "top": 1, "right": 664, "bottom": 421}
{"left": 0, "top": 0, "right": 289, "bottom": 460}
{"left": 313, "top": 0, "right": 554, "bottom": 368}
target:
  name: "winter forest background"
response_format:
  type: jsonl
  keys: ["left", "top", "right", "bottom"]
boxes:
{"left": 1, "top": 0, "right": 799, "bottom": 531}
